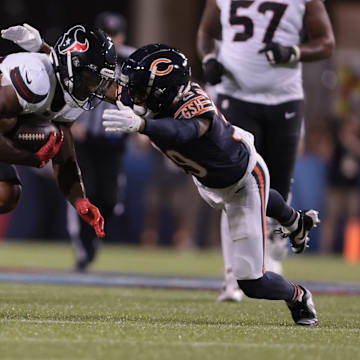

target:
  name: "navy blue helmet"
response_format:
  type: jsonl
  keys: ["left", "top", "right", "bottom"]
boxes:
{"left": 120, "top": 44, "right": 191, "bottom": 115}
{"left": 52, "top": 24, "right": 117, "bottom": 109}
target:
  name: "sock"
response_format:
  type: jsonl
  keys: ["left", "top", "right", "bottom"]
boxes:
{"left": 267, "top": 189, "right": 299, "bottom": 229}
{"left": 290, "top": 284, "right": 305, "bottom": 303}
{"left": 237, "top": 271, "right": 299, "bottom": 302}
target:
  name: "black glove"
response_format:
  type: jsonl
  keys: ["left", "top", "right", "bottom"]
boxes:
{"left": 259, "top": 42, "right": 300, "bottom": 65}
{"left": 202, "top": 54, "right": 225, "bottom": 85}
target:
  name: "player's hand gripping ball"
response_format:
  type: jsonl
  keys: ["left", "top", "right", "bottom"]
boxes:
{"left": 11, "top": 116, "right": 61, "bottom": 152}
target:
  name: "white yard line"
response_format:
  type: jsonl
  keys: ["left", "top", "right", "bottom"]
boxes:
{"left": 0, "top": 336, "right": 359, "bottom": 350}
{"left": 2, "top": 318, "right": 360, "bottom": 333}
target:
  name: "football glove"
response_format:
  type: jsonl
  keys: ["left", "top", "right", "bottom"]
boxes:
{"left": 75, "top": 198, "right": 105, "bottom": 238}
{"left": 36, "top": 130, "right": 64, "bottom": 168}
{"left": 102, "top": 102, "right": 143, "bottom": 134}
{"left": 202, "top": 53, "right": 225, "bottom": 85}
{"left": 1, "top": 23, "right": 42, "bottom": 52}
{"left": 259, "top": 42, "right": 300, "bottom": 65}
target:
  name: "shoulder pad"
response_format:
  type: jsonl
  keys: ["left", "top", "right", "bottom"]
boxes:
{"left": 9, "top": 63, "right": 49, "bottom": 105}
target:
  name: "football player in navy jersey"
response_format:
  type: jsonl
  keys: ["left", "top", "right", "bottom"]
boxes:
{"left": 197, "top": 0, "right": 335, "bottom": 300}
{"left": 103, "top": 44, "right": 320, "bottom": 326}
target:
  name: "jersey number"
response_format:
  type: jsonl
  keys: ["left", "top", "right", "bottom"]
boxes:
{"left": 166, "top": 150, "right": 207, "bottom": 178}
{"left": 230, "top": 0, "right": 288, "bottom": 43}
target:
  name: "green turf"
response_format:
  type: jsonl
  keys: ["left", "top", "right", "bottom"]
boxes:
{"left": 0, "top": 284, "right": 359, "bottom": 360}
{"left": 0, "top": 241, "right": 360, "bottom": 282}
{"left": 1, "top": 241, "right": 360, "bottom": 359}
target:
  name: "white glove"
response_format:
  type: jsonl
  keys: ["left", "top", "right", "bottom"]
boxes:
{"left": 102, "top": 103, "right": 143, "bottom": 134}
{"left": 1, "top": 23, "right": 42, "bottom": 52}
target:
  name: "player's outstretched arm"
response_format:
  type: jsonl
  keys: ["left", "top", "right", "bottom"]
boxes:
{"left": 52, "top": 123, "right": 105, "bottom": 238}
{"left": 300, "top": 0, "right": 335, "bottom": 61}
{"left": 52, "top": 123, "right": 87, "bottom": 205}
{"left": 1, "top": 23, "right": 51, "bottom": 54}
{"left": 102, "top": 102, "right": 211, "bottom": 144}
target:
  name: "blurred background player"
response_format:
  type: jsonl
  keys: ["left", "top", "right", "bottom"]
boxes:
{"left": 67, "top": 12, "right": 135, "bottom": 271}
{"left": 197, "top": 0, "right": 335, "bottom": 301}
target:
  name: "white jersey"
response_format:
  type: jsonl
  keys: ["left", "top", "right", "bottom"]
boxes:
{"left": 0, "top": 52, "right": 83, "bottom": 123}
{"left": 215, "top": 0, "right": 312, "bottom": 105}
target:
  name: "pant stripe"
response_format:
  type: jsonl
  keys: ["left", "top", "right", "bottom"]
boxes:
{"left": 252, "top": 162, "right": 267, "bottom": 274}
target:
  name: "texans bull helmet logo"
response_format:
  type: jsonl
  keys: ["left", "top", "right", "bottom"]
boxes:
{"left": 57, "top": 25, "right": 89, "bottom": 55}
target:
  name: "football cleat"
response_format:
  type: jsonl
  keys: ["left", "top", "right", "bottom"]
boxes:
{"left": 287, "top": 286, "right": 318, "bottom": 326}
{"left": 217, "top": 282, "right": 244, "bottom": 302}
{"left": 73, "top": 259, "right": 90, "bottom": 273}
{"left": 217, "top": 270, "right": 244, "bottom": 302}
{"left": 285, "top": 210, "right": 320, "bottom": 254}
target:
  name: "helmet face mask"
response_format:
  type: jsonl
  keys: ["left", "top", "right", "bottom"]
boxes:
{"left": 120, "top": 44, "right": 191, "bottom": 116}
{"left": 52, "top": 24, "right": 117, "bottom": 110}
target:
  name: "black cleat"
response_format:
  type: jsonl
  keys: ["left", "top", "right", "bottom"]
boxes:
{"left": 287, "top": 286, "right": 318, "bottom": 326}
{"left": 73, "top": 259, "right": 90, "bottom": 273}
{"left": 288, "top": 210, "right": 320, "bottom": 254}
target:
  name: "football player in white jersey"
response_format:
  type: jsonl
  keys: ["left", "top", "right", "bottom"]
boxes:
{"left": 0, "top": 23, "right": 117, "bottom": 238}
{"left": 197, "top": 0, "right": 335, "bottom": 301}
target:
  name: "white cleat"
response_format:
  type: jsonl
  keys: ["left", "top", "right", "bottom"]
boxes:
{"left": 217, "top": 284, "right": 244, "bottom": 302}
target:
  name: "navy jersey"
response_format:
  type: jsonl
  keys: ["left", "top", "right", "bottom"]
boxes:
{"left": 151, "top": 82, "right": 250, "bottom": 189}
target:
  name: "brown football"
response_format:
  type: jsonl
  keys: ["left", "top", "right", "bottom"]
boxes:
{"left": 10, "top": 116, "right": 60, "bottom": 152}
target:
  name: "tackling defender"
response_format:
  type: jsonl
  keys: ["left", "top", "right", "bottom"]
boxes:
{"left": 102, "top": 44, "right": 320, "bottom": 326}
{"left": 197, "top": 0, "right": 335, "bottom": 300}
{"left": 0, "top": 24, "right": 117, "bottom": 237}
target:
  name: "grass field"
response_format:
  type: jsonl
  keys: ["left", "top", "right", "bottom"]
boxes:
{"left": 0, "top": 242, "right": 360, "bottom": 360}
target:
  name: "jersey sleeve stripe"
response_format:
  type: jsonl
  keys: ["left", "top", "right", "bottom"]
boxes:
{"left": 175, "top": 96, "right": 217, "bottom": 118}
{"left": 10, "top": 67, "right": 47, "bottom": 104}
{"left": 174, "top": 96, "right": 204, "bottom": 118}
{"left": 196, "top": 107, "right": 216, "bottom": 116}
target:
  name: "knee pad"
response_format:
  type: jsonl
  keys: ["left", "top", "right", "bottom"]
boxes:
{"left": 0, "top": 183, "right": 21, "bottom": 214}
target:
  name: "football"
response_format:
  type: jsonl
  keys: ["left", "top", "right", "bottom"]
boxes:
{"left": 10, "top": 116, "right": 61, "bottom": 153}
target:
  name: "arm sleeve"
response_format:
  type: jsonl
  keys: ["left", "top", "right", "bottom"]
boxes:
{"left": 142, "top": 117, "right": 200, "bottom": 145}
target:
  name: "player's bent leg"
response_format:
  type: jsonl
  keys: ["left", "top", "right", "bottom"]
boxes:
{"left": 226, "top": 155, "right": 270, "bottom": 282}
{"left": 0, "top": 181, "right": 21, "bottom": 213}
